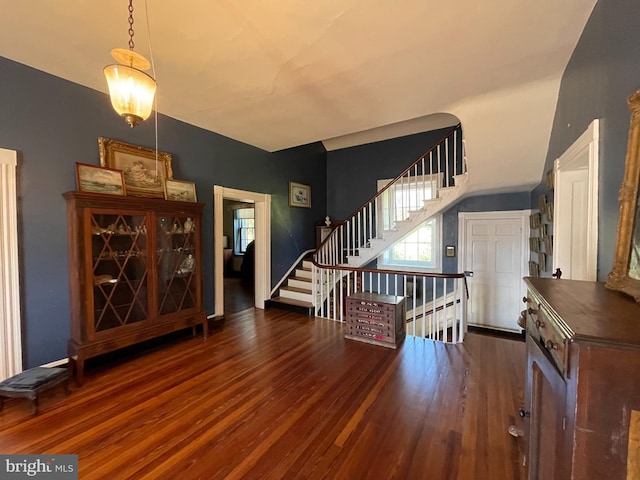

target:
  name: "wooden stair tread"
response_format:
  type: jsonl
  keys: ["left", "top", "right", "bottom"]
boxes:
{"left": 291, "top": 276, "right": 311, "bottom": 283}
{"left": 281, "top": 285, "right": 312, "bottom": 294}
{"left": 270, "top": 296, "right": 313, "bottom": 308}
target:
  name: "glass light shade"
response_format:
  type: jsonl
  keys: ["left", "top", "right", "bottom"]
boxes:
{"left": 104, "top": 64, "right": 157, "bottom": 127}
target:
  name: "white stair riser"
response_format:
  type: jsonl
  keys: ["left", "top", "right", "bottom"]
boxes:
{"left": 296, "top": 268, "right": 312, "bottom": 279}
{"left": 280, "top": 289, "right": 314, "bottom": 302}
{"left": 289, "top": 278, "right": 312, "bottom": 290}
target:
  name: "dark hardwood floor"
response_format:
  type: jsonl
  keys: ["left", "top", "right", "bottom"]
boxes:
{"left": 224, "top": 275, "right": 254, "bottom": 314}
{"left": 0, "top": 309, "right": 526, "bottom": 479}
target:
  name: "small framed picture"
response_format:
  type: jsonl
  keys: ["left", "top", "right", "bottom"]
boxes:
{"left": 538, "top": 194, "right": 547, "bottom": 212}
{"left": 539, "top": 253, "right": 547, "bottom": 272}
{"left": 529, "top": 212, "right": 542, "bottom": 229}
{"left": 164, "top": 179, "right": 197, "bottom": 202}
{"left": 545, "top": 169, "right": 555, "bottom": 190}
{"left": 545, "top": 202, "right": 554, "bottom": 222}
{"left": 289, "top": 181, "right": 311, "bottom": 208}
{"left": 75, "top": 162, "right": 125, "bottom": 196}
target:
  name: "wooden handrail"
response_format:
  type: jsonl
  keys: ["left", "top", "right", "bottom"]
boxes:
{"left": 309, "top": 260, "right": 470, "bottom": 301}
{"left": 406, "top": 299, "right": 461, "bottom": 323}
{"left": 316, "top": 123, "right": 461, "bottom": 252}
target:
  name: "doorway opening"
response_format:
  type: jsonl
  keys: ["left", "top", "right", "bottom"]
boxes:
{"left": 213, "top": 186, "right": 271, "bottom": 318}
{"left": 458, "top": 210, "right": 530, "bottom": 333}
{"left": 222, "top": 200, "right": 255, "bottom": 314}
{"left": 553, "top": 119, "right": 599, "bottom": 281}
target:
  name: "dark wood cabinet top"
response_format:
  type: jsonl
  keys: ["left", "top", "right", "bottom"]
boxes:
{"left": 63, "top": 191, "right": 204, "bottom": 212}
{"left": 525, "top": 277, "right": 640, "bottom": 347}
{"left": 347, "top": 291, "right": 405, "bottom": 306}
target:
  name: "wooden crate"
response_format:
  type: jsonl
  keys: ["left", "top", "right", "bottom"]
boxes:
{"left": 345, "top": 292, "right": 406, "bottom": 349}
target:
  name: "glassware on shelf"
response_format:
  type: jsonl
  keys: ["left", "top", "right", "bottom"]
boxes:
{"left": 184, "top": 217, "right": 193, "bottom": 233}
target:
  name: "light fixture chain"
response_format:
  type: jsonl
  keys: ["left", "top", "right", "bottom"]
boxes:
{"left": 127, "top": 0, "right": 135, "bottom": 51}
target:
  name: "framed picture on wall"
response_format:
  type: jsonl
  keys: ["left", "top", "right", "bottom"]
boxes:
{"left": 165, "top": 179, "right": 197, "bottom": 202}
{"left": 99, "top": 137, "right": 173, "bottom": 198}
{"left": 289, "top": 181, "right": 311, "bottom": 208}
{"left": 75, "top": 162, "right": 125, "bottom": 196}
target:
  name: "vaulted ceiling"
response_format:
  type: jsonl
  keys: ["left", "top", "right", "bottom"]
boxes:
{"left": 0, "top": 0, "right": 596, "bottom": 193}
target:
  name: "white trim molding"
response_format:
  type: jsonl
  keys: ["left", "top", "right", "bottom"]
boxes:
{"left": 553, "top": 119, "right": 599, "bottom": 281}
{"left": 213, "top": 186, "right": 271, "bottom": 317}
{"left": 0, "top": 148, "right": 22, "bottom": 380}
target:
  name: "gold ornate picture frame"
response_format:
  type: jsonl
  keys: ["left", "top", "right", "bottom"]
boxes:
{"left": 98, "top": 137, "right": 173, "bottom": 198}
{"left": 606, "top": 89, "right": 640, "bottom": 302}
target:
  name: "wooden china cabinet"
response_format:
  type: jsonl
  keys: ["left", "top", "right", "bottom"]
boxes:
{"left": 64, "top": 191, "right": 207, "bottom": 385}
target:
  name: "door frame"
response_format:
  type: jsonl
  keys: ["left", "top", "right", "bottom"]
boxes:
{"left": 458, "top": 209, "right": 530, "bottom": 331}
{"left": 213, "top": 185, "right": 271, "bottom": 317}
{"left": 553, "top": 119, "right": 599, "bottom": 281}
{"left": 0, "top": 148, "right": 22, "bottom": 379}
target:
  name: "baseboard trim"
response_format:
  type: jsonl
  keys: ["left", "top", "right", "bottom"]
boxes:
{"left": 468, "top": 325, "right": 525, "bottom": 342}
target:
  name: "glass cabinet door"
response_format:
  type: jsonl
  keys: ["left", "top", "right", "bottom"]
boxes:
{"left": 90, "top": 212, "right": 149, "bottom": 333}
{"left": 156, "top": 214, "right": 198, "bottom": 315}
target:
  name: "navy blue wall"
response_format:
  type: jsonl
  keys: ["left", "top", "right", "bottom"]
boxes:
{"left": 0, "top": 55, "right": 326, "bottom": 367}
{"left": 326, "top": 129, "right": 531, "bottom": 274}
{"left": 531, "top": 0, "right": 640, "bottom": 282}
{"left": 441, "top": 192, "right": 531, "bottom": 272}
{"left": 325, "top": 127, "right": 454, "bottom": 220}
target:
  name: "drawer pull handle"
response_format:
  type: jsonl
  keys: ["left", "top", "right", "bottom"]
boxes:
{"left": 528, "top": 307, "right": 538, "bottom": 315}
{"left": 522, "top": 296, "right": 531, "bottom": 303}
{"left": 545, "top": 339, "right": 558, "bottom": 351}
{"left": 519, "top": 408, "right": 530, "bottom": 418}
{"left": 535, "top": 319, "right": 544, "bottom": 329}
{"left": 517, "top": 312, "right": 526, "bottom": 329}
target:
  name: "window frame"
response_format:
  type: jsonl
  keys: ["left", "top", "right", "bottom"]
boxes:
{"left": 233, "top": 207, "right": 255, "bottom": 255}
{"left": 375, "top": 177, "right": 443, "bottom": 273}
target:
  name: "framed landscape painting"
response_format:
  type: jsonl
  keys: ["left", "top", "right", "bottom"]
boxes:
{"left": 99, "top": 137, "right": 173, "bottom": 198}
{"left": 165, "top": 179, "right": 197, "bottom": 202}
{"left": 76, "top": 162, "right": 125, "bottom": 196}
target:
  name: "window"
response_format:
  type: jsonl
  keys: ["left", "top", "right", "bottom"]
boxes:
{"left": 234, "top": 207, "right": 255, "bottom": 255}
{"left": 376, "top": 177, "right": 442, "bottom": 271}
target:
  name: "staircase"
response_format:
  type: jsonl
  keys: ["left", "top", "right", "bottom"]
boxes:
{"left": 268, "top": 259, "right": 315, "bottom": 314}
{"left": 270, "top": 124, "right": 470, "bottom": 335}
{"left": 315, "top": 124, "right": 467, "bottom": 270}
{"left": 342, "top": 173, "right": 468, "bottom": 267}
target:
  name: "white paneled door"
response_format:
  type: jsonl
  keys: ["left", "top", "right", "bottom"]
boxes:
{"left": 459, "top": 211, "right": 529, "bottom": 332}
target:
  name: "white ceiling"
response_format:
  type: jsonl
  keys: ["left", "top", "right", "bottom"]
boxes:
{"left": 0, "top": 0, "right": 596, "bottom": 193}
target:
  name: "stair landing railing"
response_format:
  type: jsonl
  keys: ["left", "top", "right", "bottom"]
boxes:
{"left": 314, "top": 123, "right": 464, "bottom": 269}
{"left": 311, "top": 264, "right": 468, "bottom": 344}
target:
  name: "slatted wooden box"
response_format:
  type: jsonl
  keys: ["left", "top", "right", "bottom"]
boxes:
{"left": 345, "top": 292, "right": 406, "bottom": 349}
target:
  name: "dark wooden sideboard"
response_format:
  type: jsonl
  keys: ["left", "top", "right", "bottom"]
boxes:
{"left": 522, "top": 277, "right": 640, "bottom": 479}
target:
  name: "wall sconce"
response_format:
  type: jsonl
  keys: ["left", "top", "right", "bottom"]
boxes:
{"left": 104, "top": 0, "right": 157, "bottom": 127}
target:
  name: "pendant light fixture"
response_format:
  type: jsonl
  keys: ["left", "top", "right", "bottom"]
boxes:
{"left": 104, "top": 0, "right": 157, "bottom": 128}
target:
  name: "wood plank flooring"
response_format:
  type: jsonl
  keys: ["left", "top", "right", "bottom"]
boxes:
{"left": 0, "top": 309, "right": 526, "bottom": 479}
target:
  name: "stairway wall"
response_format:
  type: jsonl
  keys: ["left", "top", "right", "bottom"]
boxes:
{"left": 441, "top": 191, "right": 531, "bottom": 273}
{"left": 530, "top": 0, "right": 640, "bottom": 282}
{"left": 326, "top": 127, "right": 458, "bottom": 220}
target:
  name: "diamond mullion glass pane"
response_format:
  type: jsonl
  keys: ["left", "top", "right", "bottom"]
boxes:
{"left": 176, "top": 272, "right": 196, "bottom": 310}
{"left": 157, "top": 214, "right": 197, "bottom": 315}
